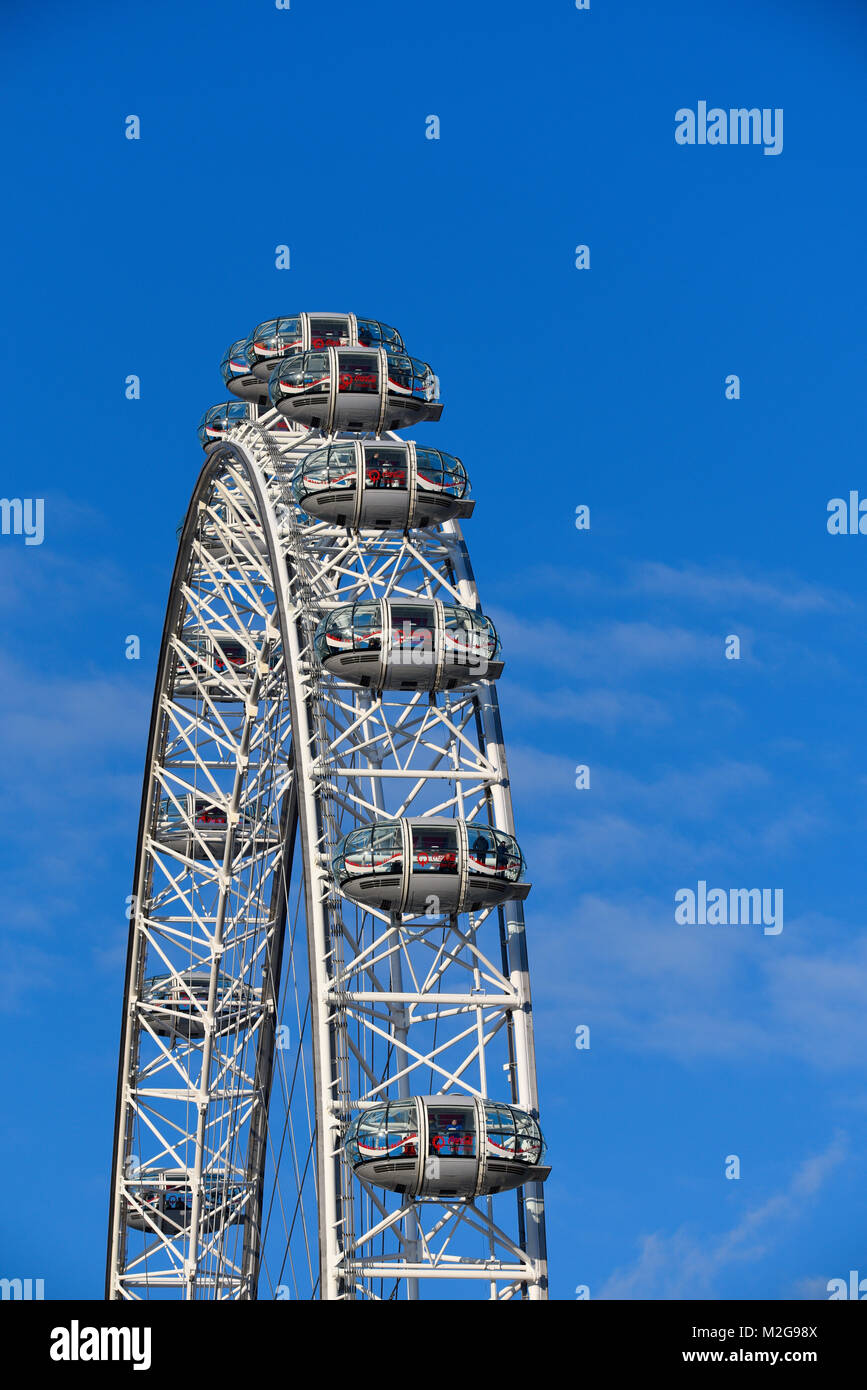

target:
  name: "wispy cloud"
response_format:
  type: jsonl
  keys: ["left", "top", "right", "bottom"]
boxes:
{"left": 633, "top": 562, "right": 852, "bottom": 615}
{"left": 0, "top": 648, "right": 147, "bottom": 1010}
{"left": 499, "top": 682, "right": 672, "bottom": 731}
{"left": 490, "top": 560, "right": 854, "bottom": 616}
{"left": 598, "top": 1133, "right": 849, "bottom": 1299}
{"left": 494, "top": 612, "right": 719, "bottom": 678}
{"left": 530, "top": 895, "right": 867, "bottom": 1071}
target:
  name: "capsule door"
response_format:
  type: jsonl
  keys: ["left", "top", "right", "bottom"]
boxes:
{"left": 304, "top": 313, "right": 353, "bottom": 351}
{"left": 405, "top": 821, "right": 462, "bottom": 913}
{"left": 330, "top": 347, "right": 385, "bottom": 431}
{"left": 421, "top": 1100, "right": 480, "bottom": 1198}
{"left": 358, "top": 444, "right": 412, "bottom": 529}
{"left": 386, "top": 601, "right": 439, "bottom": 689}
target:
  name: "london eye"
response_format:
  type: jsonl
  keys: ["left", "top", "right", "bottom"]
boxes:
{"left": 106, "top": 311, "right": 550, "bottom": 1300}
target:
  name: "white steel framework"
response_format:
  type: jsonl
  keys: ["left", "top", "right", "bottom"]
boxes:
{"left": 107, "top": 390, "right": 548, "bottom": 1300}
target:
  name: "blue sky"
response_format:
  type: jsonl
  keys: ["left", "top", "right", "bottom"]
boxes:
{"left": 2, "top": 0, "right": 866, "bottom": 1299}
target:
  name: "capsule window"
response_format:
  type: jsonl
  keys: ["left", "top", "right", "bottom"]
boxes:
{"left": 363, "top": 446, "right": 407, "bottom": 489}
{"left": 442, "top": 607, "right": 483, "bottom": 661}
{"left": 276, "top": 316, "right": 301, "bottom": 345}
{"left": 493, "top": 829, "right": 523, "bottom": 882}
{"left": 324, "top": 443, "right": 357, "bottom": 479}
{"left": 467, "top": 827, "right": 495, "bottom": 868}
{"left": 428, "top": 1107, "right": 476, "bottom": 1158}
{"left": 251, "top": 319, "right": 278, "bottom": 350}
{"left": 409, "top": 357, "right": 436, "bottom": 399}
{"left": 295, "top": 447, "right": 357, "bottom": 502}
{"left": 386, "top": 1102, "right": 419, "bottom": 1156}
{"left": 309, "top": 316, "right": 350, "bottom": 350}
{"left": 356, "top": 319, "right": 379, "bottom": 347}
{"left": 329, "top": 608, "right": 354, "bottom": 635}
{"left": 214, "top": 640, "right": 246, "bottom": 671}
{"left": 390, "top": 604, "right": 435, "bottom": 652}
{"left": 198, "top": 404, "right": 243, "bottom": 436}
{"left": 337, "top": 352, "right": 378, "bottom": 393}
{"left": 514, "top": 1111, "right": 543, "bottom": 1163}
{"left": 387, "top": 354, "right": 414, "bottom": 390}
{"left": 414, "top": 449, "right": 466, "bottom": 498}
{"left": 163, "top": 1191, "right": 194, "bottom": 1215}
{"left": 340, "top": 827, "right": 373, "bottom": 876}
{"left": 303, "top": 352, "right": 329, "bottom": 382}
{"left": 447, "top": 460, "right": 468, "bottom": 497}
{"left": 467, "top": 827, "right": 522, "bottom": 881}
{"left": 221, "top": 339, "right": 250, "bottom": 380}
{"left": 276, "top": 354, "right": 306, "bottom": 386}
{"left": 321, "top": 444, "right": 357, "bottom": 486}
{"left": 411, "top": 823, "right": 458, "bottom": 874}
{"left": 251, "top": 318, "right": 302, "bottom": 360}
{"left": 371, "top": 822, "right": 403, "bottom": 872}
{"left": 484, "top": 1103, "right": 518, "bottom": 1160}
{"left": 353, "top": 1106, "right": 389, "bottom": 1161}
{"left": 351, "top": 602, "right": 382, "bottom": 651}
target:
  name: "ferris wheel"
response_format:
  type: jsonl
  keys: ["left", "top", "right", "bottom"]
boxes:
{"left": 106, "top": 311, "right": 550, "bottom": 1301}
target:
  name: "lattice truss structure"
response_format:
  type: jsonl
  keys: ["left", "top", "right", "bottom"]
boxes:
{"left": 107, "top": 407, "right": 548, "bottom": 1301}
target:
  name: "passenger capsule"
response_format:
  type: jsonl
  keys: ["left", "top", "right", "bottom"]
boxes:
{"left": 180, "top": 499, "right": 270, "bottom": 560}
{"left": 314, "top": 600, "right": 501, "bottom": 691}
{"left": 344, "top": 1096, "right": 550, "bottom": 1198}
{"left": 332, "top": 817, "right": 529, "bottom": 913}
{"left": 140, "top": 970, "right": 261, "bottom": 1038}
{"left": 197, "top": 401, "right": 293, "bottom": 451}
{"left": 269, "top": 347, "right": 442, "bottom": 432}
{"left": 173, "top": 629, "right": 266, "bottom": 701}
{"left": 155, "top": 794, "right": 280, "bottom": 861}
{"left": 248, "top": 313, "right": 406, "bottom": 378}
{"left": 220, "top": 337, "right": 269, "bottom": 403}
{"left": 291, "top": 441, "right": 473, "bottom": 529}
{"left": 126, "top": 1169, "right": 248, "bottom": 1233}
{"left": 197, "top": 401, "right": 251, "bottom": 449}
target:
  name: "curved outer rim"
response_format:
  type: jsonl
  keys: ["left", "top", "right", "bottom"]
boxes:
{"left": 106, "top": 445, "right": 336, "bottom": 1297}
{"left": 106, "top": 451, "right": 218, "bottom": 1297}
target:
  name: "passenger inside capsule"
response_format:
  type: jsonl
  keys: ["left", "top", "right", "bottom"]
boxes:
{"left": 428, "top": 1108, "right": 476, "bottom": 1157}
{"left": 364, "top": 448, "right": 407, "bottom": 488}
{"left": 337, "top": 353, "right": 378, "bottom": 392}
{"left": 469, "top": 829, "right": 493, "bottom": 866}
{"left": 411, "top": 824, "right": 458, "bottom": 872}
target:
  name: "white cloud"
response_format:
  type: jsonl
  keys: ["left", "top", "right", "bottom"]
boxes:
{"left": 530, "top": 896, "right": 867, "bottom": 1071}
{"left": 598, "top": 1134, "right": 849, "bottom": 1299}
{"left": 490, "top": 560, "right": 853, "bottom": 616}
{"left": 499, "top": 683, "right": 671, "bottom": 731}
{"left": 492, "top": 612, "right": 719, "bottom": 678}
{"left": 633, "top": 562, "right": 852, "bottom": 615}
